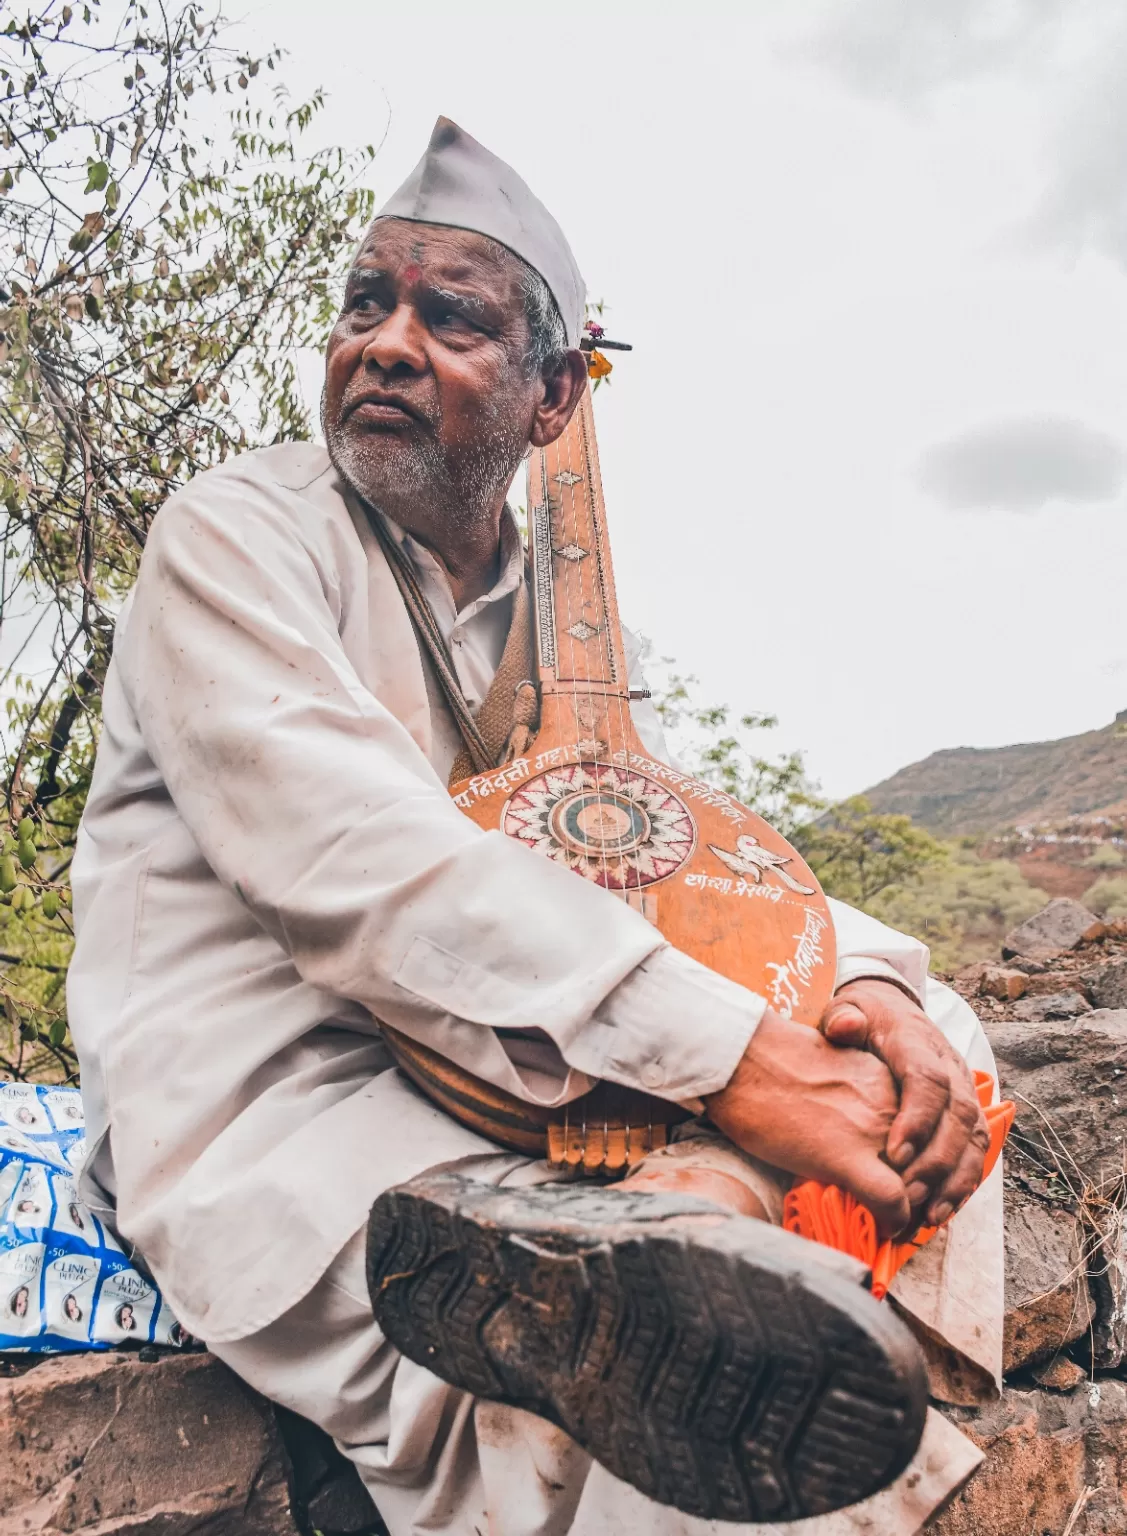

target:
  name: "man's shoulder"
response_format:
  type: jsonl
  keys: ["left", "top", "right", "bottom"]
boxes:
{"left": 140, "top": 442, "right": 366, "bottom": 582}
{"left": 187, "top": 440, "right": 336, "bottom": 498}
{"left": 152, "top": 441, "right": 357, "bottom": 543}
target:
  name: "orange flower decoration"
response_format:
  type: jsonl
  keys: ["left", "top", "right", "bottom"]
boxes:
{"left": 586, "top": 348, "right": 613, "bottom": 380}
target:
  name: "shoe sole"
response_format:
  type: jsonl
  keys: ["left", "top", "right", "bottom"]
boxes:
{"left": 366, "top": 1172, "right": 928, "bottom": 1523}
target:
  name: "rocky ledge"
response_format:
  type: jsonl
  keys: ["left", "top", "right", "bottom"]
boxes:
{"left": 930, "top": 899, "right": 1127, "bottom": 1534}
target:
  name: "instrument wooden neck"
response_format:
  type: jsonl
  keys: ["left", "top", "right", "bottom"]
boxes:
{"left": 528, "top": 387, "right": 631, "bottom": 714}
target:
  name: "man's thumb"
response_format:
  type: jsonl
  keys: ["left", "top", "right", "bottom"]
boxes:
{"left": 820, "top": 1000, "right": 869, "bottom": 1047}
{"left": 853, "top": 1158, "right": 911, "bottom": 1241}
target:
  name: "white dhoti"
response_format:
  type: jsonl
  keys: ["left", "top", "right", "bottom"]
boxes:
{"left": 211, "top": 976, "right": 1000, "bottom": 1536}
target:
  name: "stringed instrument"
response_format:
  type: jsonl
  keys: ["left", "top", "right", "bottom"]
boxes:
{"left": 382, "top": 372, "right": 838, "bottom": 1174}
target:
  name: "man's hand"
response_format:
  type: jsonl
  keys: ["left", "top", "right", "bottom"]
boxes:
{"left": 821, "top": 980, "right": 989, "bottom": 1230}
{"left": 703, "top": 1008, "right": 911, "bottom": 1237}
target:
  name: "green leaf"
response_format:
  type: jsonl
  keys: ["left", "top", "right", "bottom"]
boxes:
{"left": 48, "top": 1019, "right": 68, "bottom": 1048}
{"left": 0, "top": 855, "right": 15, "bottom": 893}
{"left": 85, "top": 159, "right": 110, "bottom": 193}
{"left": 17, "top": 840, "right": 35, "bottom": 870}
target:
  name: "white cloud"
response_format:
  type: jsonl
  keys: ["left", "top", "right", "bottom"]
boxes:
{"left": 792, "top": 0, "right": 1065, "bottom": 105}
{"left": 917, "top": 415, "right": 1126, "bottom": 511}
{"left": 1021, "top": 21, "right": 1127, "bottom": 267}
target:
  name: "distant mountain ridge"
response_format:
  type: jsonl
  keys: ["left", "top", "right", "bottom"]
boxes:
{"left": 863, "top": 712, "right": 1127, "bottom": 837}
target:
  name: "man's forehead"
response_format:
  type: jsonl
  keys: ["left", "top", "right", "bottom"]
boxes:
{"left": 352, "top": 219, "right": 513, "bottom": 282}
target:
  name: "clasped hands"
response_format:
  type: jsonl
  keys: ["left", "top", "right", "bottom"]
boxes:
{"left": 704, "top": 979, "right": 990, "bottom": 1239}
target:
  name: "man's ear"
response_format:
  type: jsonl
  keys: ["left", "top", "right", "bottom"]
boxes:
{"left": 529, "top": 350, "right": 590, "bottom": 448}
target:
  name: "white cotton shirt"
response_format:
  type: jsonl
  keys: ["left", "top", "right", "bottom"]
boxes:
{"left": 66, "top": 443, "right": 929, "bottom": 1341}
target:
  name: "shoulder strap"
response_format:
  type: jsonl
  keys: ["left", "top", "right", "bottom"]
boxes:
{"left": 364, "top": 503, "right": 539, "bottom": 782}
{"left": 365, "top": 504, "right": 495, "bottom": 776}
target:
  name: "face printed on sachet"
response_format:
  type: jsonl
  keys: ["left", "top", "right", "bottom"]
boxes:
{"left": 322, "top": 219, "right": 539, "bottom": 534}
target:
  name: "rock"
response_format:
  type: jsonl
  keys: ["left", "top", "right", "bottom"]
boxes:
{"left": 277, "top": 1407, "right": 385, "bottom": 1535}
{"left": 1084, "top": 956, "right": 1127, "bottom": 1012}
{"left": 1088, "top": 1201, "right": 1127, "bottom": 1370}
{"left": 1006, "top": 956, "right": 1048, "bottom": 975}
{"left": 0, "top": 1350, "right": 299, "bottom": 1535}
{"left": 1002, "top": 1186, "right": 1093, "bottom": 1373}
{"left": 986, "top": 1010, "right": 1127, "bottom": 1188}
{"left": 1032, "top": 1356, "right": 1087, "bottom": 1391}
{"left": 1002, "top": 898, "right": 1104, "bottom": 962}
{"left": 1010, "top": 990, "right": 1092, "bottom": 1022}
{"left": 956, "top": 961, "right": 991, "bottom": 988}
{"left": 979, "top": 966, "right": 1028, "bottom": 1001}
{"left": 934, "top": 1381, "right": 1127, "bottom": 1535}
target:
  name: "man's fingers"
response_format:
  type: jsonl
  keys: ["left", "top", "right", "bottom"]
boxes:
{"left": 900, "top": 1092, "right": 988, "bottom": 1214}
{"left": 886, "top": 1063, "right": 949, "bottom": 1172}
{"left": 926, "top": 1122, "right": 990, "bottom": 1227}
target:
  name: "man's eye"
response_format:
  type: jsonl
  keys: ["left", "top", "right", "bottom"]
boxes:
{"left": 351, "top": 293, "right": 384, "bottom": 315}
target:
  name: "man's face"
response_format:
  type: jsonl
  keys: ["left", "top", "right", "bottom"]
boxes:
{"left": 323, "top": 219, "right": 541, "bottom": 530}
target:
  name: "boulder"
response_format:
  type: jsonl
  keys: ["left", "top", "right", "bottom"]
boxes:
{"left": 0, "top": 1350, "right": 299, "bottom": 1535}
{"left": 934, "top": 1381, "right": 1127, "bottom": 1536}
{"left": 1009, "top": 990, "right": 1092, "bottom": 1023}
{"left": 1002, "top": 899, "right": 1104, "bottom": 963}
{"left": 986, "top": 1010, "right": 1127, "bottom": 1188}
{"left": 1084, "top": 956, "right": 1127, "bottom": 1012}
{"left": 979, "top": 967, "right": 1028, "bottom": 1002}
{"left": 1002, "top": 1186, "right": 1093, "bottom": 1373}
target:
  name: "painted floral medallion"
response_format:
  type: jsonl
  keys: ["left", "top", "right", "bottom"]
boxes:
{"left": 501, "top": 762, "right": 696, "bottom": 889}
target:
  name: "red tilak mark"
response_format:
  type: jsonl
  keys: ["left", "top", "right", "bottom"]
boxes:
{"left": 403, "top": 264, "right": 421, "bottom": 283}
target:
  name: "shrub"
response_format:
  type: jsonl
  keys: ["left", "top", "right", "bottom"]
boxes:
{"left": 1085, "top": 876, "right": 1127, "bottom": 919}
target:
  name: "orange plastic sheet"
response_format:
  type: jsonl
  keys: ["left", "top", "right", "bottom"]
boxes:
{"left": 783, "top": 1071, "right": 1014, "bottom": 1300}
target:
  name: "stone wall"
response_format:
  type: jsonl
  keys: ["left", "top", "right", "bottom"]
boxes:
{"left": 933, "top": 903, "right": 1127, "bottom": 1534}
{"left": 0, "top": 1349, "right": 384, "bottom": 1535}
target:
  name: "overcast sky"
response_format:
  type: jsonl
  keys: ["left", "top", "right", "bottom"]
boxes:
{"left": 229, "top": 3, "right": 1127, "bottom": 793}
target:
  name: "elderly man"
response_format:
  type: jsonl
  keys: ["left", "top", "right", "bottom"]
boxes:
{"left": 69, "top": 119, "right": 1000, "bottom": 1535}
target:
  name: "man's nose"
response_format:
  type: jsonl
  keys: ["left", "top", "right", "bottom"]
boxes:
{"left": 360, "top": 303, "right": 427, "bottom": 374}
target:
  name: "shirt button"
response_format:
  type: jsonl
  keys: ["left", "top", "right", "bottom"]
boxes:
{"left": 641, "top": 1062, "right": 666, "bottom": 1089}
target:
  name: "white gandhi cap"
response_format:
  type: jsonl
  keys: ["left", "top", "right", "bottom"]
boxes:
{"left": 375, "top": 116, "right": 586, "bottom": 348}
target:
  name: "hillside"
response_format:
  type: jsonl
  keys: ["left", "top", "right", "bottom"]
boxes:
{"left": 864, "top": 710, "right": 1127, "bottom": 837}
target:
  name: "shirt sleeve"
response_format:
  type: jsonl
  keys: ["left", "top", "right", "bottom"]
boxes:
{"left": 118, "top": 470, "right": 766, "bottom": 1112}
{"left": 828, "top": 899, "right": 928, "bottom": 1004}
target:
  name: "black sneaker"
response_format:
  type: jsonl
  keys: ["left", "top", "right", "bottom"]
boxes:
{"left": 366, "top": 1172, "right": 927, "bottom": 1523}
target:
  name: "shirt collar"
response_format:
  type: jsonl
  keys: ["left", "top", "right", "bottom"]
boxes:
{"left": 386, "top": 505, "right": 525, "bottom": 619}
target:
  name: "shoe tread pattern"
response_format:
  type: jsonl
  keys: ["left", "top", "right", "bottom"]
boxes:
{"left": 366, "top": 1175, "right": 926, "bottom": 1523}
